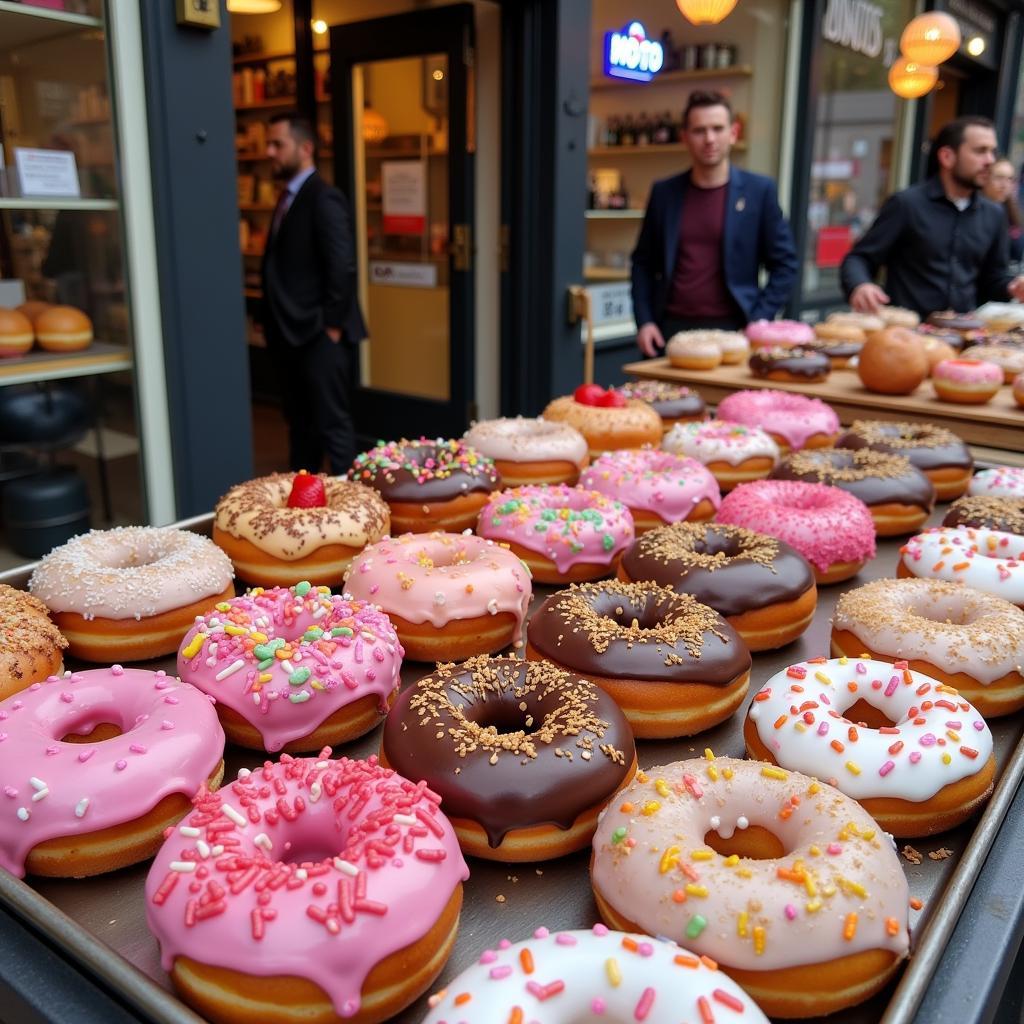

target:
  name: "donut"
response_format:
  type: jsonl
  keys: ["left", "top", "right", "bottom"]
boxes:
{"left": 177, "top": 583, "right": 403, "bottom": 753}
{"left": 837, "top": 420, "right": 974, "bottom": 501}
{"left": 713, "top": 331, "right": 751, "bottom": 365}
{"left": 1014, "top": 371, "right": 1024, "bottom": 407}
{"left": 543, "top": 393, "right": 663, "bottom": 458}
{"left": 918, "top": 324, "right": 966, "bottom": 350}
{"left": 831, "top": 577, "right": 1024, "bottom": 717}
{"left": 748, "top": 346, "right": 831, "bottom": 383}
{"left": 462, "top": 417, "right": 589, "bottom": 487}
{"left": 476, "top": 484, "right": 633, "bottom": 584}
{"left": 213, "top": 471, "right": 390, "bottom": 587}
{"left": 976, "top": 303, "right": 1024, "bottom": 331}
{"left": 745, "top": 318, "right": 815, "bottom": 349}
{"left": 927, "top": 311, "right": 985, "bottom": 336}
{"left": 380, "top": 656, "right": 636, "bottom": 861}
{"left": 662, "top": 419, "right": 779, "bottom": 492}
{"left": 666, "top": 332, "right": 723, "bottom": 370}
{"left": 745, "top": 657, "right": 995, "bottom": 837}
{"left": 590, "top": 757, "right": 910, "bottom": 1018}
{"left": 34, "top": 305, "right": 92, "bottom": 353}
{"left": 0, "top": 584, "right": 67, "bottom": 700}
{"left": 618, "top": 522, "right": 817, "bottom": 651}
{"left": 0, "top": 666, "right": 225, "bottom": 878}
{"left": 969, "top": 466, "right": 1024, "bottom": 499}
{"left": 343, "top": 532, "right": 531, "bottom": 662}
{"left": 878, "top": 306, "right": 921, "bottom": 328}
{"left": 828, "top": 311, "right": 887, "bottom": 333}
{"left": 815, "top": 319, "right": 866, "bottom": 345}
{"left": 349, "top": 438, "right": 499, "bottom": 534}
{"left": 961, "top": 344, "right": 1024, "bottom": 383}
{"left": 146, "top": 753, "right": 468, "bottom": 1024}
{"left": 932, "top": 358, "right": 1003, "bottom": 404}
{"left": 578, "top": 449, "right": 720, "bottom": 532}
{"left": 897, "top": 526, "right": 1024, "bottom": 606}
{"left": 28, "top": 527, "right": 235, "bottom": 662}
{"left": 526, "top": 580, "right": 751, "bottom": 738}
{"left": 770, "top": 447, "right": 935, "bottom": 536}
{"left": 614, "top": 380, "right": 707, "bottom": 429}
{"left": 422, "top": 925, "right": 770, "bottom": 1024}
{"left": 717, "top": 390, "right": 840, "bottom": 453}
{"left": 944, "top": 495, "right": 1024, "bottom": 535}
{"left": 0, "top": 308, "right": 34, "bottom": 357}
{"left": 716, "top": 479, "right": 876, "bottom": 585}
{"left": 801, "top": 337, "right": 862, "bottom": 369}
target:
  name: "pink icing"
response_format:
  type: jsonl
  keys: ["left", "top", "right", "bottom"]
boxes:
{"left": 717, "top": 479, "right": 876, "bottom": 572}
{"left": 579, "top": 449, "right": 721, "bottom": 523}
{"left": 477, "top": 484, "right": 634, "bottom": 575}
{"left": 717, "top": 390, "right": 840, "bottom": 449}
{"left": 145, "top": 753, "right": 469, "bottom": 1019}
{"left": 0, "top": 667, "right": 224, "bottom": 878}
{"left": 177, "top": 584, "right": 403, "bottom": 753}
{"left": 933, "top": 358, "right": 1003, "bottom": 386}
{"left": 343, "top": 532, "right": 532, "bottom": 639}
{"left": 745, "top": 319, "right": 815, "bottom": 348}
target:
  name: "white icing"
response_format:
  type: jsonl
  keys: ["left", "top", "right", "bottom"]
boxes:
{"left": 663, "top": 419, "right": 780, "bottom": 467}
{"left": 968, "top": 467, "right": 1024, "bottom": 499}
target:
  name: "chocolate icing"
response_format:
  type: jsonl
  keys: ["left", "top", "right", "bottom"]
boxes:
{"left": 943, "top": 495, "right": 1024, "bottom": 535}
{"left": 927, "top": 311, "right": 984, "bottom": 333}
{"left": 748, "top": 347, "right": 831, "bottom": 379}
{"left": 616, "top": 381, "right": 707, "bottom": 422}
{"left": 801, "top": 338, "right": 863, "bottom": 361}
{"left": 350, "top": 439, "right": 500, "bottom": 503}
{"left": 837, "top": 420, "right": 973, "bottom": 473}
{"left": 381, "top": 657, "right": 634, "bottom": 847}
{"left": 528, "top": 581, "right": 750, "bottom": 685}
{"left": 619, "top": 522, "right": 814, "bottom": 618}
{"left": 771, "top": 448, "right": 935, "bottom": 511}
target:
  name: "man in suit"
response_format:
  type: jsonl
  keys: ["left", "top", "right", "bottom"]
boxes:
{"left": 262, "top": 111, "right": 367, "bottom": 473}
{"left": 631, "top": 91, "right": 798, "bottom": 357}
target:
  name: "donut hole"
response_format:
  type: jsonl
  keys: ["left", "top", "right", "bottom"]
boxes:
{"left": 694, "top": 530, "right": 743, "bottom": 559}
{"left": 842, "top": 698, "right": 896, "bottom": 731}
{"left": 463, "top": 700, "right": 536, "bottom": 735}
{"left": 60, "top": 721, "right": 123, "bottom": 743}
{"left": 703, "top": 825, "right": 786, "bottom": 860}
{"left": 278, "top": 838, "right": 342, "bottom": 866}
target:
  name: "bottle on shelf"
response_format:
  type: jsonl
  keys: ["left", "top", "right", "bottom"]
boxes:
{"left": 654, "top": 112, "right": 672, "bottom": 145}
{"left": 636, "top": 113, "right": 651, "bottom": 147}
{"left": 253, "top": 68, "right": 266, "bottom": 104}
{"left": 620, "top": 115, "right": 636, "bottom": 147}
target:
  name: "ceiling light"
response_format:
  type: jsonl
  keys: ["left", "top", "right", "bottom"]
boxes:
{"left": 967, "top": 36, "right": 985, "bottom": 56}
{"left": 226, "top": 0, "right": 282, "bottom": 14}
{"left": 431, "top": 69, "right": 444, "bottom": 81}
{"left": 312, "top": 19, "right": 328, "bottom": 35}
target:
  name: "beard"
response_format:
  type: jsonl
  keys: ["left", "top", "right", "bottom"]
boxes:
{"left": 951, "top": 166, "right": 986, "bottom": 191}
{"left": 272, "top": 156, "right": 302, "bottom": 181}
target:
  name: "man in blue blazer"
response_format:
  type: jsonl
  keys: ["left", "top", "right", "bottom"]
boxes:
{"left": 631, "top": 91, "right": 798, "bottom": 357}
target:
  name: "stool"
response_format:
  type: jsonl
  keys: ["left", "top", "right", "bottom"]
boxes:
{"left": 1, "top": 469, "right": 90, "bottom": 560}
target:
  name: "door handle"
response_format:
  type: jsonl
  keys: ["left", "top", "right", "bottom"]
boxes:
{"left": 451, "top": 223, "right": 472, "bottom": 271}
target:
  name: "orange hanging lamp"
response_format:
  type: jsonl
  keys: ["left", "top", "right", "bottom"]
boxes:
{"left": 900, "top": 11, "right": 961, "bottom": 65}
{"left": 675, "top": 0, "right": 739, "bottom": 26}
{"left": 888, "top": 57, "right": 939, "bottom": 98}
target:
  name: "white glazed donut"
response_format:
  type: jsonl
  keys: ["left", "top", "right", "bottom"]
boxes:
{"left": 423, "top": 924, "right": 769, "bottom": 1024}
{"left": 662, "top": 420, "right": 779, "bottom": 492}
{"left": 745, "top": 656, "right": 995, "bottom": 837}
{"left": 968, "top": 466, "right": 1024, "bottom": 499}
{"left": 463, "top": 417, "right": 589, "bottom": 486}
{"left": 898, "top": 526, "right": 1024, "bottom": 605}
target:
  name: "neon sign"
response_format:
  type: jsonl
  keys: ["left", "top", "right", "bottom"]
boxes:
{"left": 604, "top": 22, "right": 665, "bottom": 82}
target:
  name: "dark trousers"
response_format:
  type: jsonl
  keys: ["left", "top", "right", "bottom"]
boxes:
{"left": 267, "top": 330, "right": 358, "bottom": 475}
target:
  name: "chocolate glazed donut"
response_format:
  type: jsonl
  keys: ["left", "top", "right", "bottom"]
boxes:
{"left": 380, "top": 656, "right": 636, "bottom": 861}
{"left": 944, "top": 495, "right": 1024, "bottom": 536}
{"left": 526, "top": 581, "right": 751, "bottom": 738}
{"left": 615, "top": 381, "right": 707, "bottom": 425}
{"left": 618, "top": 522, "right": 816, "bottom": 652}
{"left": 748, "top": 347, "right": 831, "bottom": 382}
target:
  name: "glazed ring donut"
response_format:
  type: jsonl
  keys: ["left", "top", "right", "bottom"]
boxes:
{"left": 462, "top": 417, "right": 589, "bottom": 487}
{"left": 801, "top": 336, "right": 863, "bottom": 368}
{"left": 831, "top": 577, "right": 1024, "bottom": 717}
{"left": 28, "top": 526, "right": 235, "bottom": 662}
{"left": 962, "top": 344, "right": 1024, "bottom": 383}
{"left": 827, "top": 311, "right": 885, "bottom": 332}
{"left": 526, "top": 580, "right": 751, "bottom": 738}
{"left": 837, "top": 420, "right": 973, "bottom": 501}
{"left": 714, "top": 330, "right": 751, "bottom": 364}
{"left": 350, "top": 437, "right": 500, "bottom": 534}
{"left": 932, "top": 358, "right": 1003, "bottom": 404}
{"left": 591, "top": 757, "right": 910, "bottom": 1019}
{"left": 343, "top": 532, "right": 531, "bottom": 662}
{"left": 969, "top": 466, "right": 1024, "bottom": 499}
{"left": 897, "top": 526, "right": 1024, "bottom": 605}
{"left": 928, "top": 310, "right": 985, "bottom": 335}
{"left": 662, "top": 419, "right": 779, "bottom": 492}
{"left": 745, "top": 318, "right": 815, "bottom": 349}
{"left": 177, "top": 582, "right": 404, "bottom": 753}
{"left": 476, "top": 484, "right": 634, "bottom": 584}
{"left": 618, "top": 522, "right": 817, "bottom": 652}
{"left": 770, "top": 447, "right": 935, "bottom": 536}
{"left": 815, "top": 320, "right": 866, "bottom": 344}
{"left": 666, "top": 332, "right": 723, "bottom": 370}
{"left": 423, "top": 925, "right": 769, "bottom": 1024}
{"left": 0, "top": 584, "right": 67, "bottom": 700}
{"left": 614, "top": 380, "right": 707, "bottom": 429}
{"left": 716, "top": 479, "right": 876, "bottom": 585}
{"left": 213, "top": 472, "right": 391, "bottom": 586}
{"left": 878, "top": 306, "right": 921, "bottom": 328}
{"left": 0, "top": 666, "right": 225, "bottom": 878}
{"left": 717, "top": 389, "right": 840, "bottom": 453}
{"left": 745, "top": 656, "right": 995, "bottom": 837}
{"left": 579, "top": 449, "right": 720, "bottom": 532}
{"left": 542, "top": 394, "right": 663, "bottom": 457}
{"left": 381, "top": 656, "right": 636, "bottom": 862}
{"left": 146, "top": 754, "right": 468, "bottom": 1024}
{"left": 748, "top": 346, "right": 831, "bottom": 383}
{"left": 943, "top": 495, "right": 1024, "bottom": 535}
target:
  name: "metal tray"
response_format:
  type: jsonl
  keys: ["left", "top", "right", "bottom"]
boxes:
{"left": 1, "top": 509, "right": 1022, "bottom": 1024}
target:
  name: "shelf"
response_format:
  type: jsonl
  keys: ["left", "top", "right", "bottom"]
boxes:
{"left": 0, "top": 196, "right": 117, "bottom": 211}
{"left": 590, "top": 65, "right": 753, "bottom": 91}
{"left": 588, "top": 141, "right": 748, "bottom": 156}
{"left": 365, "top": 145, "right": 448, "bottom": 158}
{"left": 232, "top": 49, "right": 295, "bottom": 66}
{"left": 0, "top": 1, "right": 102, "bottom": 49}
{"left": 235, "top": 152, "right": 267, "bottom": 162}
{"left": 585, "top": 209, "right": 643, "bottom": 219}
{"left": 0, "top": 341, "right": 131, "bottom": 389}
{"left": 236, "top": 98, "right": 296, "bottom": 112}
{"left": 584, "top": 266, "right": 630, "bottom": 281}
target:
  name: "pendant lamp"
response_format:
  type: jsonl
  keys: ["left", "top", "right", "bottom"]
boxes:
{"left": 888, "top": 57, "right": 938, "bottom": 99}
{"left": 675, "top": 0, "right": 740, "bottom": 26}
{"left": 227, "top": 0, "right": 283, "bottom": 13}
{"left": 362, "top": 107, "right": 389, "bottom": 144}
{"left": 900, "top": 12, "right": 961, "bottom": 65}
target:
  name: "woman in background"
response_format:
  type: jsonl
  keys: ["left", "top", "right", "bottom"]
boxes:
{"left": 984, "top": 158, "right": 1023, "bottom": 265}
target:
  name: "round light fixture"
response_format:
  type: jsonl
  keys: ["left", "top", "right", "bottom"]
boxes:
{"left": 900, "top": 12, "right": 961, "bottom": 65}
{"left": 888, "top": 57, "right": 939, "bottom": 99}
{"left": 227, "top": 0, "right": 282, "bottom": 12}
{"left": 675, "top": 0, "right": 739, "bottom": 26}
{"left": 966, "top": 35, "right": 985, "bottom": 56}
{"left": 431, "top": 68, "right": 444, "bottom": 81}
{"left": 362, "top": 107, "right": 389, "bottom": 144}
{"left": 312, "top": 19, "right": 328, "bottom": 35}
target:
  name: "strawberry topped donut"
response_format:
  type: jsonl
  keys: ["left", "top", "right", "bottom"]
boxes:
{"left": 543, "top": 385, "right": 662, "bottom": 457}
{"left": 463, "top": 416, "right": 589, "bottom": 486}
{"left": 213, "top": 472, "right": 389, "bottom": 587}
{"left": 717, "top": 389, "right": 840, "bottom": 452}
{"left": 477, "top": 484, "right": 634, "bottom": 583}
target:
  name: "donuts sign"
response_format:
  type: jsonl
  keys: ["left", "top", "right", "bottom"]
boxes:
{"left": 604, "top": 21, "right": 664, "bottom": 82}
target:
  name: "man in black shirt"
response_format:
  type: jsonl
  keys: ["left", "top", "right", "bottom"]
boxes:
{"left": 841, "top": 116, "right": 1024, "bottom": 317}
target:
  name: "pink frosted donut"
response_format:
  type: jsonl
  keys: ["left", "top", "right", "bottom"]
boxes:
{"left": 146, "top": 754, "right": 469, "bottom": 1023}
{"left": 717, "top": 479, "right": 876, "bottom": 584}
{"left": 932, "top": 358, "right": 1003, "bottom": 404}
{"left": 969, "top": 466, "right": 1024, "bottom": 499}
{"left": 579, "top": 449, "right": 720, "bottom": 532}
{"left": 0, "top": 666, "right": 225, "bottom": 878}
{"left": 717, "top": 389, "right": 840, "bottom": 451}
{"left": 343, "top": 531, "right": 532, "bottom": 662}
{"left": 177, "top": 582, "right": 403, "bottom": 753}
{"left": 745, "top": 318, "right": 815, "bottom": 349}
{"left": 477, "top": 484, "right": 634, "bottom": 584}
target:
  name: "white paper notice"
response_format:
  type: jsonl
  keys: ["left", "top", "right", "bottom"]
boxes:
{"left": 381, "top": 160, "right": 426, "bottom": 235}
{"left": 14, "top": 148, "right": 81, "bottom": 198}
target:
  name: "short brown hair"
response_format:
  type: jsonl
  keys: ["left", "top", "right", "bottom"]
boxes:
{"left": 683, "top": 90, "right": 733, "bottom": 129}
{"left": 269, "top": 111, "right": 316, "bottom": 147}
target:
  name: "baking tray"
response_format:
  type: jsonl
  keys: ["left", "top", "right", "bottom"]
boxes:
{"left": 1, "top": 508, "right": 1023, "bottom": 1024}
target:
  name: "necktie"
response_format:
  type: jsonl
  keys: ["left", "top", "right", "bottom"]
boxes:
{"left": 270, "top": 188, "right": 291, "bottom": 239}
